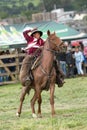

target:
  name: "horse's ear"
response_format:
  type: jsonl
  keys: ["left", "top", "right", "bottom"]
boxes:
{"left": 47, "top": 30, "right": 50, "bottom": 36}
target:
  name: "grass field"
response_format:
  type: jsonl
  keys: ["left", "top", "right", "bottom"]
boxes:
{"left": 0, "top": 76, "right": 87, "bottom": 130}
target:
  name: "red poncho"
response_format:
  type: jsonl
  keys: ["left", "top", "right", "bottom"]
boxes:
{"left": 23, "top": 30, "right": 44, "bottom": 55}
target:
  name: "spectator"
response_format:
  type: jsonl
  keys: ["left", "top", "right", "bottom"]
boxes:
{"left": 84, "top": 46, "right": 87, "bottom": 64}
{"left": 66, "top": 47, "right": 75, "bottom": 78}
{"left": 74, "top": 47, "right": 84, "bottom": 76}
{"left": 57, "top": 51, "right": 66, "bottom": 76}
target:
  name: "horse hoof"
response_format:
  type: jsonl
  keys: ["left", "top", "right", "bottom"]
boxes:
{"left": 16, "top": 112, "right": 20, "bottom": 117}
{"left": 32, "top": 113, "right": 37, "bottom": 118}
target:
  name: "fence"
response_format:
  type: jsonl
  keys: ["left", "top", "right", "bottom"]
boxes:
{"left": 0, "top": 53, "right": 25, "bottom": 85}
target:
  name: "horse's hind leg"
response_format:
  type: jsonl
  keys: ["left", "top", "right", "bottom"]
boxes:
{"left": 16, "top": 86, "right": 29, "bottom": 117}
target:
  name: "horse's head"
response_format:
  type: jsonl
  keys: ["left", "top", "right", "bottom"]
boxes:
{"left": 47, "top": 30, "right": 64, "bottom": 52}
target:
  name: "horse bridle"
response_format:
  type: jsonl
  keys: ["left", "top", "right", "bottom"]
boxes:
{"left": 45, "top": 37, "right": 64, "bottom": 54}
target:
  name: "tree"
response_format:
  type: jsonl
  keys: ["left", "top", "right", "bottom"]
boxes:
{"left": 0, "top": 11, "right": 8, "bottom": 19}
{"left": 73, "top": 0, "right": 87, "bottom": 11}
{"left": 43, "top": 0, "right": 61, "bottom": 11}
{"left": 42, "top": 0, "right": 74, "bottom": 11}
{"left": 27, "top": 2, "right": 35, "bottom": 10}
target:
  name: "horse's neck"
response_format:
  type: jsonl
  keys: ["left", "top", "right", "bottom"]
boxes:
{"left": 41, "top": 40, "right": 54, "bottom": 72}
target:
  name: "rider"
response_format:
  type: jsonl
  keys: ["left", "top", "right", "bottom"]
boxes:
{"left": 22, "top": 28, "right": 65, "bottom": 87}
{"left": 23, "top": 28, "right": 44, "bottom": 56}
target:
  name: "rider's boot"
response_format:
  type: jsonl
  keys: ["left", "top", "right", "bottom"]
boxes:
{"left": 54, "top": 59, "right": 65, "bottom": 87}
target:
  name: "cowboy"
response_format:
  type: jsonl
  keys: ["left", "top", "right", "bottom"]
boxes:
{"left": 23, "top": 28, "right": 44, "bottom": 56}
{"left": 21, "top": 28, "right": 65, "bottom": 87}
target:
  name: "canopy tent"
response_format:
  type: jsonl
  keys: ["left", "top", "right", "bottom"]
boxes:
{"left": 0, "top": 21, "right": 87, "bottom": 49}
{"left": 0, "top": 24, "right": 25, "bottom": 49}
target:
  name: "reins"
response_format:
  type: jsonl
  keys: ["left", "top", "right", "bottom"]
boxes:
{"left": 44, "top": 38, "right": 59, "bottom": 54}
{"left": 40, "top": 64, "right": 53, "bottom": 78}
{"left": 45, "top": 48, "right": 58, "bottom": 55}
{"left": 40, "top": 37, "right": 56, "bottom": 78}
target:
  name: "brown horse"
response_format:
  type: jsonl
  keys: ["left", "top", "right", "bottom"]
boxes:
{"left": 16, "top": 30, "right": 64, "bottom": 118}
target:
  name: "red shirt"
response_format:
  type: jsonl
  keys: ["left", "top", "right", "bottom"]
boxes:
{"left": 23, "top": 30, "right": 44, "bottom": 55}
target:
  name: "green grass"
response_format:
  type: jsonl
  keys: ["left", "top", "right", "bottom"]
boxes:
{"left": 0, "top": 76, "right": 87, "bottom": 130}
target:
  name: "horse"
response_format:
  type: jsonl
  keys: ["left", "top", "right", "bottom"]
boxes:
{"left": 16, "top": 30, "right": 64, "bottom": 118}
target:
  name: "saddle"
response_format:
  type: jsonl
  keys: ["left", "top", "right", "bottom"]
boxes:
{"left": 31, "top": 56, "right": 41, "bottom": 70}
{"left": 27, "top": 56, "right": 41, "bottom": 83}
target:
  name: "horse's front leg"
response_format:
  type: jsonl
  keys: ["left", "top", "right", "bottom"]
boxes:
{"left": 16, "top": 86, "right": 29, "bottom": 117}
{"left": 31, "top": 89, "right": 42, "bottom": 118}
{"left": 37, "top": 90, "right": 42, "bottom": 118}
{"left": 50, "top": 84, "right": 55, "bottom": 116}
{"left": 31, "top": 91, "right": 37, "bottom": 118}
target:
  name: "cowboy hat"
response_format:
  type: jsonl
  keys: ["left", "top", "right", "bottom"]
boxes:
{"left": 31, "top": 29, "right": 43, "bottom": 37}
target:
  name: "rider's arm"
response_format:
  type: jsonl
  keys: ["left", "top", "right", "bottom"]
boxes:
{"left": 23, "top": 30, "right": 34, "bottom": 44}
{"left": 23, "top": 30, "right": 31, "bottom": 38}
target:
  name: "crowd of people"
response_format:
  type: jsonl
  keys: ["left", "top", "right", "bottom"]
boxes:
{"left": 57, "top": 42, "right": 87, "bottom": 78}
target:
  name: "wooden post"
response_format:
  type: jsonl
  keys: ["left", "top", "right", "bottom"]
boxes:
{"left": 15, "top": 49, "right": 20, "bottom": 80}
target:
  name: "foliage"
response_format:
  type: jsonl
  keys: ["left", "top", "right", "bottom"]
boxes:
{"left": 72, "top": 0, "right": 87, "bottom": 11}
{"left": 0, "top": 0, "right": 87, "bottom": 20}
{"left": 0, "top": 76, "right": 87, "bottom": 130}
{"left": 0, "top": 11, "right": 8, "bottom": 19}
{"left": 27, "top": 2, "right": 35, "bottom": 10}
{"left": 43, "top": 0, "right": 87, "bottom": 11}
{"left": 0, "top": 0, "right": 40, "bottom": 19}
